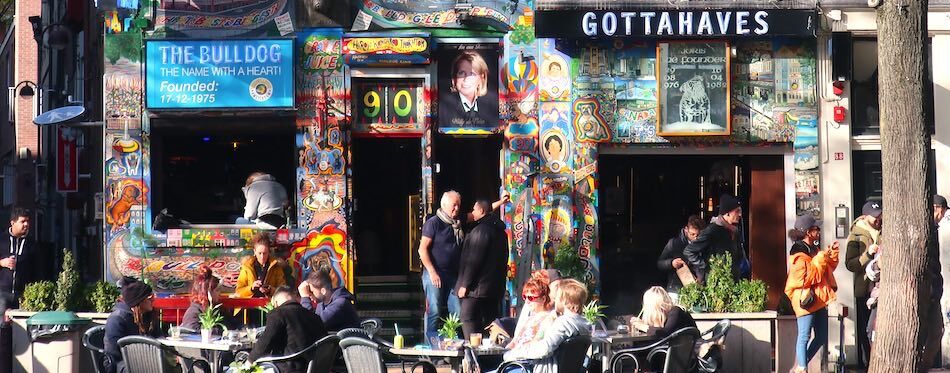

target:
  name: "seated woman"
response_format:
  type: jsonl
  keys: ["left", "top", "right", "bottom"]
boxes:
{"left": 235, "top": 232, "right": 291, "bottom": 298}
{"left": 181, "top": 265, "right": 238, "bottom": 331}
{"left": 629, "top": 286, "right": 696, "bottom": 339}
{"left": 103, "top": 281, "right": 164, "bottom": 373}
{"left": 506, "top": 271, "right": 557, "bottom": 350}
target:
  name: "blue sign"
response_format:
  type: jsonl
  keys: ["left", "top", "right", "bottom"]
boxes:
{"left": 33, "top": 106, "right": 85, "bottom": 126}
{"left": 145, "top": 39, "right": 294, "bottom": 109}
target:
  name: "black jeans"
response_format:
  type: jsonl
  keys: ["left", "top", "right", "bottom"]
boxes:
{"left": 856, "top": 296, "right": 871, "bottom": 367}
{"left": 460, "top": 297, "right": 500, "bottom": 340}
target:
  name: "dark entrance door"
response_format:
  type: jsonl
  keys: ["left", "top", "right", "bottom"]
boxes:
{"left": 434, "top": 135, "right": 502, "bottom": 213}
{"left": 351, "top": 137, "right": 422, "bottom": 276}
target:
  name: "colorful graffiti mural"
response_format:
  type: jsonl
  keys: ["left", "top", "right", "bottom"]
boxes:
{"left": 288, "top": 223, "right": 352, "bottom": 290}
{"left": 352, "top": 0, "right": 531, "bottom": 31}
{"left": 153, "top": 0, "right": 293, "bottom": 38}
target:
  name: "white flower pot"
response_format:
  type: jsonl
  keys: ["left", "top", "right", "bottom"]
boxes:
{"left": 201, "top": 328, "right": 212, "bottom": 343}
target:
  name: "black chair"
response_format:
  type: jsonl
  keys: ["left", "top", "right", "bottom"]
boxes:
{"left": 82, "top": 325, "right": 108, "bottom": 373}
{"left": 361, "top": 318, "right": 382, "bottom": 338}
{"left": 339, "top": 336, "right": 387, "bottom": 373}
{"left": 609, "top": 327, "right": 701, "bottom": 373}
{"left": 117, "top": 335, "right": 211, "bottom": 373}
{"left": 255, "top": 334, "right": 341, "bottom": 373}
{"left": 496, "top": 334, "right": 593, "bottom": 373}
{"left": 696, "top": 320, "right": 731, "bottom": 373}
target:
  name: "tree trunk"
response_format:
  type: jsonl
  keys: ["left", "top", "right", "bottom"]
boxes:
{"left": 869, "top": 0, "right": 933, "bottom": 372}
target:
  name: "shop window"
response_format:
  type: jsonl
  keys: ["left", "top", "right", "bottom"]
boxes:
{"left": 851, "top": 149, "right": 936, "bottom": 209}
{"left": 851, "top": 37, "right": 934, "bottom": 135}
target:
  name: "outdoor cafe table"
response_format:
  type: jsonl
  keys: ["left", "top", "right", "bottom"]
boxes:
{"left": 159, "top": 334, "right": 254, "bottom": 373}
{"left": 389, "top": 345, "right": 508, "bottom": 373}
{"left": 592, "top": 330, "right": 658, "bottom": 373}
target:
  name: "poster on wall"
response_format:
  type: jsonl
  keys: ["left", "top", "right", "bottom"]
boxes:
{"left": 437, "top": 43, "right": 500, "bottom": 134}
{"left": 657, "top": 41, "right": 730, "bottom": 136}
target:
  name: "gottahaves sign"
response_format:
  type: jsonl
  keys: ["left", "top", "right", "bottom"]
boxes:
{"left": 536, "top": 10, "right": 816, "bottom": 38}
{"left": 145, "top": 39, "right": 294, "bottom": 109}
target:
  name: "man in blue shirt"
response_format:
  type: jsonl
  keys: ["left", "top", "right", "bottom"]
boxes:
{"left": 418, "top": 190, "right": 508, "bottom": 343}
{"left": 299, "top": 267, "right": 360, "bottom": 331}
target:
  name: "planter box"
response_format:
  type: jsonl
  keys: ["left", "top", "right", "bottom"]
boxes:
{"left": 692, "top": 311, "right": 777, "bottom": 373}
{"left": 10, "top": 310, "right": 110, "bottom": 373}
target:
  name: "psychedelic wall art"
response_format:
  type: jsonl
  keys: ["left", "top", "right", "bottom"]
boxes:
{"left": 539, "top": 102, "right": 574, "bottom": 173}
{"left": 153, "top": 0, "right": 294, "bottom": 38}
{"left": 296, "top": 28, "right": 348, "bottom": 232}
{"left": 352, "top": 0, "right": 531, "bottom": 31}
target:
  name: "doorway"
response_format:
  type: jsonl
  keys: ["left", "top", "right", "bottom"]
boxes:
{"left": 434, "top": 135, "right": 503, "bottom": 214}
{"left": 351, "top": 137, "right": 422, "bottom": 276}
{"left": 598, "top": 154, "right": 757, "bottom": 315}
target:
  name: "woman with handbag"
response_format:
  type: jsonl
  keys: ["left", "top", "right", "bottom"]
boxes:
{"left": 784, "top": 214, "right": 839, "bottom": 373}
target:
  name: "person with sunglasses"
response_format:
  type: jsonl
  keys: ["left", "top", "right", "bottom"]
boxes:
{"left": 506, "top": 271, "right": 557, "bottom": 350}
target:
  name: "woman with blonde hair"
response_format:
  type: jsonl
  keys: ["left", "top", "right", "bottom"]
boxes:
{"left": 630, "top": 286, "right": 696, "bottom": 338}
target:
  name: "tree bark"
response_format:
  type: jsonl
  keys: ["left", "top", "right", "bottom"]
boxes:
{"left": 869, "top": 0, "right": 934, "bottom": 372}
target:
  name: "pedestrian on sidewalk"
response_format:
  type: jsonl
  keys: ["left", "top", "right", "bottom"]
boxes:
{"left": 845, "top": 200, "right": 882, "bottom": 367}
{"left": 657, "top": 215, "right": 706, "bottom": 295}
{"left": 684, "top": 194, "right": 748, "bottom": 283}
{"left": 784, "top": 214, "right": 838, "bottom": 373}
{"left": 456, "top": 199, "right": 508, "bottom": 339}
{"left": 418, "top": 191, "right": 508, "bottom": 343}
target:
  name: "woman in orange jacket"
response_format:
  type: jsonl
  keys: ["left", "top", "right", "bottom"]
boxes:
{"left": 784, "top": 214, "right": 839, "bottom": 373}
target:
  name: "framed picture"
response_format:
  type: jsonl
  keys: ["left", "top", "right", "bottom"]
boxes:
{"left": 657, "top": 41, "right": 731, "bottom": 136}
{"left": 437, "top": 43, "right": 501, "bottom": 134}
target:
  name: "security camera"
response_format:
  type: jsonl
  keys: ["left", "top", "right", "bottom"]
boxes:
{"left": 868, "top": 0, "right": 882, "bottom": 8}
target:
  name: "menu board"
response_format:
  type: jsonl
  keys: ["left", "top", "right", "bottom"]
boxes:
{"left": 352, "top": 78, "right": 427, "bottom": 136}
{"left": 657, "top": 41, "right": 730, "bottom": 136}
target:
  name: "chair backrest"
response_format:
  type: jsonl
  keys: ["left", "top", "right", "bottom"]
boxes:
{"left": 336, "top": 328, "right": 369, "bottom": 340}
{"left": 309, "top": 335, "right": 342, "bottom": 373}
{"left": 339, "top": 336, "right": 387, "bottom": 373}
{"left": 117, "top": 335, "right": 174, "bottom": 373}
{"left": 662, "top": 327, "right": 702, "bottom": 373}
{"left": 555, "top": 334, "right": 593, "bottom": 373}
{"left": 703, "top": 319, "right": 731, "bottom": 342}
{"left": 361, "top": 318, "right": 382, "bottom": 338}
{"left": 82, "top": 325, "right": 107, "bottom": 373}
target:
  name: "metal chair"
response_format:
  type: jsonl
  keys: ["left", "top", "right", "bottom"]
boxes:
{"left": 496, "top": 334, "right": 593, "bottom": 373}
{"left": 609, "top": 327, "right": 701, "bottom": 373}
{"left": 256, "top": 334, "right": 341, "bottom": 373}
{"left": 117, "top": 335, "right": 211, "bottom": 373}
{"left": 339, "top": 336, "right": 387, "bottom": 373}
{"left": 697, "top": 319, "right": 731, "bottom": 373}
{"left": 82, "top": 325, "right": 108, "bottom": 373}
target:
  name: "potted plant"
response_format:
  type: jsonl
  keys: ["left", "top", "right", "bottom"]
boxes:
{"left": 675, "top": 253, "right": 771, "bottom": 372}
{"left": 85, "top": 281, "right": 121, "bottom": 313}
{"left": 582, "top": 300, "right": 607, "bottom": 334}
{"left": 198, "top": 303, "right": 227, "bottom": 342}
{"left": 437, "top": 313, "right": 463, "bottom": 349}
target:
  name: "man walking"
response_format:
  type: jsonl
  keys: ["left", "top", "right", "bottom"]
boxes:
{"left": 845, "top": 200, "right": 882, "bottom": 367}
{"left": 456, "top": 199, "right": 509, "bottom": 339}
{"left": 658, "top": 215, "right": 706, "bottom": 294}
{"left": 684, "top": 194, "right": 747, "bottom": 283}
{"left": 418, "top": 191, "right": 508, "bottom": 343}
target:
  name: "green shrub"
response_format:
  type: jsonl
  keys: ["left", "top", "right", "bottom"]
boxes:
{"left": 675, "top": 253, "right": 768, "bottom": 313}
{"left": 21, "top": 281, "right": 56, "bottom": 312}
{"left": 553, "top": 244, "right": 586, "bottom": 282}
{"left": 54, "top": 249, "right": 82, "bottom": 311}
{"left": 86, "top": 281, "right": 121, "bottom": 313}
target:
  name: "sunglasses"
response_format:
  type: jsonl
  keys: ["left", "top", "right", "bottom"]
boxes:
{"left": 523, "top": 294, "right": 544, "bottom": 302}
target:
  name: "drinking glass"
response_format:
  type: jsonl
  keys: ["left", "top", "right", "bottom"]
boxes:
{"left": 168, "top": 326, "right": 181, "bottom": 339}
{"left": 470, "top": 333, "right": 483, "bottom": 347}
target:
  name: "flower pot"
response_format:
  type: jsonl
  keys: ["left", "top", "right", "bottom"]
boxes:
{"left": 201, "top": 329, "right": 212, "bottom": 343}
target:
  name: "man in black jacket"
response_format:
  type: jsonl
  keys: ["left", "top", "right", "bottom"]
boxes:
{"left": 0, "top": 208, "right": 33, "bottom": 315}
{"left": 250, "top": 286, "right": 327, "bottom": 372}
{"left": 684, "top": 195, "right": 747, "bottom": 283}
{"left": 456, "top": 199, "right": 509, "bottom": 339}
{"left": 657, "top": 215, "right": 706, "bottom": 293}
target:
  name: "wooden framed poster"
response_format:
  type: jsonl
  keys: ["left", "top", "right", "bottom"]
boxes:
{"left": 657, "top": 41, "right": 731, "bottom": 136}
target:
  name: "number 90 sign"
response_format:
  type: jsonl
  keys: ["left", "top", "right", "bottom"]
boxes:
{"left": 353, "top": 78, "right": 425, "bottom": 133}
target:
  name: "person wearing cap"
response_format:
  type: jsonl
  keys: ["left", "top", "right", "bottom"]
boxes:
{"left": 104, "top": 281, "right": 162, "bottom": 373}
{"left": 684, "top": 194, "right": 748, "bottom": 283}
{"left": 784, "top": 214, "right": 839, "bottom": 373}
{"left": 844, "top": 199, "right": 882, "bottom": 367}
